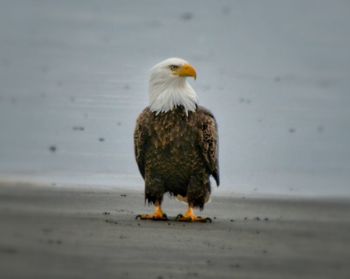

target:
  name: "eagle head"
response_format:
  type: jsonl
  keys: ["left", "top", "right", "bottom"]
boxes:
{"left": 149, "top": 58, "right": 198, "bottom": 115}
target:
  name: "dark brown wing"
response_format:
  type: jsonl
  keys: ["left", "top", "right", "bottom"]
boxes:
{"left": 196, "top": 106, "right": 220, "bottom": 186}
{"left": 134, "top": 108, "right": 151, "bottom": 179}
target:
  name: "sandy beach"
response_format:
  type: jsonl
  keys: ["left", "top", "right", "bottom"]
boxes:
{"left": 1, "top": 182, "right": 349, "bottom": 279}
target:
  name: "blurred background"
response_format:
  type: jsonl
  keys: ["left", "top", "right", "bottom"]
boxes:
{"left": 0, "top": 0, "right": 349, "bottom": 197}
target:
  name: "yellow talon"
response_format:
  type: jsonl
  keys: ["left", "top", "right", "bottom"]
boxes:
{"left": 177, "top": 207, "right": 212, "bottom": 223}
{"left": 136, "top": 204, "right": 168, "bottom": 221}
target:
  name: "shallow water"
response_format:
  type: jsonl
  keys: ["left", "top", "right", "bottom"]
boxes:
{"left": 0, "top": 0, "right": 349, "bottom": 196}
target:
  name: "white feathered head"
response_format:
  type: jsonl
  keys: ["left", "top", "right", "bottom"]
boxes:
{"left": 149, "top": 58, "right": 198, "bottom": 115}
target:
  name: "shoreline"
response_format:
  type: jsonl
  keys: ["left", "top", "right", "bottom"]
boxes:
{"left": 1, "top": 178, "right": 349, "bottom": 201}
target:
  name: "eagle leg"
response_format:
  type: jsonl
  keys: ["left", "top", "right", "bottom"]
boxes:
{"left": 136, "top": 203, "right": 168, "bottom": 221}
{"left": 176, "top": 207, "right": 212, "bottom": 223}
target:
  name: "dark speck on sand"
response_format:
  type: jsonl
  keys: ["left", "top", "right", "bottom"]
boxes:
{"left": 180, "top": 12, "right": 194, "bottom": 21}
{"left": 72, "top": 126, "right": 85, "bottom": 131}
{"left": 274, "top": 76, "right": 281, "bottom": 82}
{"left": 0, "top": 247, "right": 18, "bottom": 255}
{"left": 48, "top": 145, "right": 57, "bottom": 153}
{"left": 230, "top": 263, "right": 241, "bottom": 269}
{"left": 317, "top": 125, "right": 325, "bottom": 133}
{"left": 221, "top": 5, "right": 231, "bottom": 15}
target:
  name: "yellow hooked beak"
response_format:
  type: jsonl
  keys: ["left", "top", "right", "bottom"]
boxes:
{"left": 176, "top": 64, "right": 197, "bottom": 80}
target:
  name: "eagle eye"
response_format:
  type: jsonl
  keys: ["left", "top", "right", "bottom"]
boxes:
{"left": 169, "top": 65, "right": 179, "bottom": 71}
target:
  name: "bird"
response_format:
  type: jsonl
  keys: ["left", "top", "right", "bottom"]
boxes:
{"left": 134, "top": 57, "right": 219, "bottom": 222}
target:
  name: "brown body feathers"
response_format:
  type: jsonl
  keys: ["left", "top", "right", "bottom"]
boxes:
{"left": 134, "top": 105, "right": 219, "bottom": 209}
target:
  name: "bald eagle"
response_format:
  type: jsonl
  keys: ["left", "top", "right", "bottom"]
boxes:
{"left": 134, "top": 58, "right": 219, "bottom": 222}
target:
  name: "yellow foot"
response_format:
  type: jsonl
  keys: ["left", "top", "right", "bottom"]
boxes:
{"left": 175, "top": 208, "right": 212, "bottom": 223}
{"left": 135, "top": 206, "right": 168, "bottom": 221}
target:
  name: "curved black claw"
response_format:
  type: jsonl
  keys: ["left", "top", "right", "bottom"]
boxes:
{"left": 152, "top": 214, "right": 168, "bottom": 221}
{"left": 135, "top": 214, "right": 168, "bottom": 221}
{"left": 175, "top": 214, "right": 183, "bottom": 221}
{"left": 176, "top": 215, "right": 213, "bottom": 223}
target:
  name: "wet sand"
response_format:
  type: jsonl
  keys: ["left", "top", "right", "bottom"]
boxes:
{"left": 1, "top": 182, "right": 350, "bottom": 279}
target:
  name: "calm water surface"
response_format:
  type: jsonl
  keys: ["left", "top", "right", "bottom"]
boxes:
{"left": 0, "top": 0, "right": 349, "bottom": 196}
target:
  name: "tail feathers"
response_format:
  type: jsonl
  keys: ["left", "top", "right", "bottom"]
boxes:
{"left": 176, "top": 194, "right": 211, "bottom": 204}
{"left": 213, "top": 170, "right": 220, "bottom": 186}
